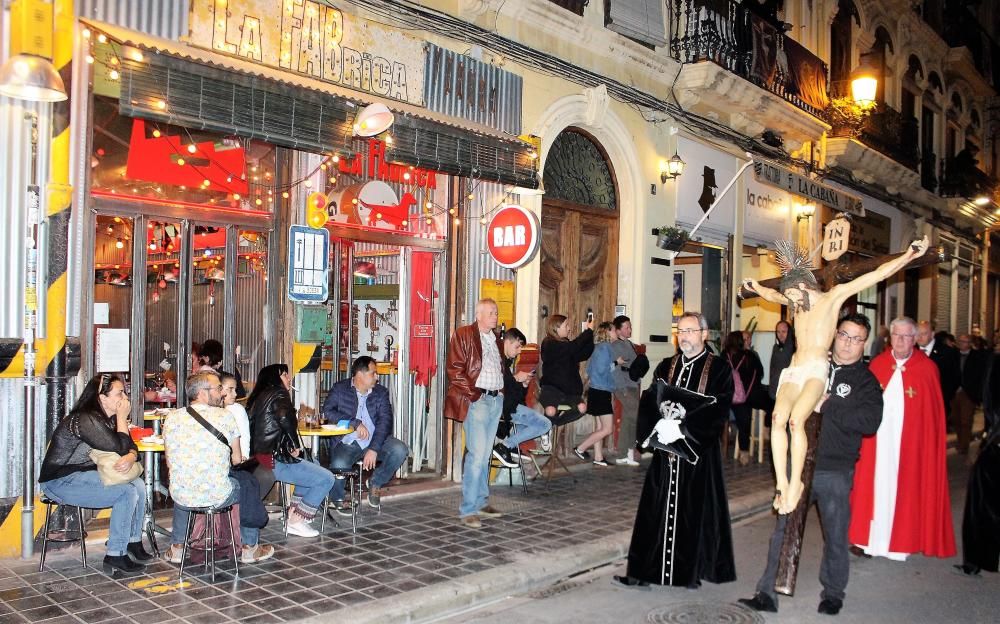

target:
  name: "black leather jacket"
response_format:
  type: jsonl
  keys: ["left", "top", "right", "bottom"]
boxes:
{"left": 248, "top": 386, "right": 301, "bottom": 463}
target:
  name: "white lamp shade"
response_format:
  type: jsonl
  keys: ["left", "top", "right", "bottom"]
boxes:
{"left": 0, "top": 54, "right": 67, "bottom": 102}
{"left": 354, "top": 102, "right": 394, "bottom": 137}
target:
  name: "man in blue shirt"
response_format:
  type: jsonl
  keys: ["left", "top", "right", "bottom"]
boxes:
{"left": 321, "top": 356, "right": 409, "bottom": 511}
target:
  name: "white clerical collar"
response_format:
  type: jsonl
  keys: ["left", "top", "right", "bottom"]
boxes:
{"left": 923, "top": 339, "right": 934, "bottom": 354}
{"left": 681, "top": 349, "right": 707, "bottom": 364}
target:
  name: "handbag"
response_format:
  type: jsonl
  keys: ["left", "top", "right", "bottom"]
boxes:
{"left": 88, "top": 449, "right": 143, "bottom": 486}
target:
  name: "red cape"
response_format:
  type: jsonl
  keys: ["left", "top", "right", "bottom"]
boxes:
{"left": 848, "top": 349, "right": 955, "bottom": 557}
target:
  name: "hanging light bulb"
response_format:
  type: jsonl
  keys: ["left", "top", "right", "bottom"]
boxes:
{"left": 106, "top": 225, "right": 113, "bottom": 235}
{"left": 425, "top": 217, "right": 432, "bottom": 225}
{"left": 232, "top": 193, "right": 241, "bottom": 200}
{"left": 149, "top": 241, "right": 157, "bottom": 251}
{"left": 449, "top": 207, "right": 456, "bottom": 215}
{"left": 115, "top": 237, "right": 124, "bottom": 249}
{"left": 152, "top": 129, "right": 161, "bottom": 138}
{"left": 282, "top": 191, "right": 289, "bottom": 199}
{"left": 401, "top": 220, "right": 408, "bottom": 227}
{"left": 304, "top": 180, "right": 312, "bottom": 188}
{"left": 187, "top": 144, "right": 197, "bottom": 154}
{"left": 108, "top": 69, "right": 119, "bottom": 81}
{"left": 176, "top": 157, "right": 185, "bottom": 166}
{"left": 425, "top": 201, "right": 433, "bottom": 209}
{"left": 480, "top": 217, "right": 487, "bottom": 225}
{"left": 453, "top": 217, "right": 461, "bottom": 226}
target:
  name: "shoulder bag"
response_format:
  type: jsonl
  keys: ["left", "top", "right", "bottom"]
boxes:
{"left": 89, "top": 449, "right": 143, "bottom": 486}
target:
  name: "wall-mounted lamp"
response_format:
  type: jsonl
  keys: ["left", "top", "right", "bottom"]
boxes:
{"left": 0, "top": 53, "right": 68, "bottom": 102}
{"left": 659, "top": 151, "right": 686, "bottom": 183}
{"left": 973, "top": 195, "right": 991, "bottom": 206}
{"left": 850, "top": 57, "right": 878, "bottom": 109}
{"left": 353, "top": 102, "right": 395, "bottom": 137}
{"left": 796, "top": 204, "right": 816, "bottom": 222}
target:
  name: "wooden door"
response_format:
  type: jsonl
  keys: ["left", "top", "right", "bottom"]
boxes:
{"left": 538, "top": 199, "right": 619, "bottom": 343}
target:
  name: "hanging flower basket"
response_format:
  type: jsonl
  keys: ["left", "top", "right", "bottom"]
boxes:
{"left": 655, "top": 226, "right": 689, "bottom": 252}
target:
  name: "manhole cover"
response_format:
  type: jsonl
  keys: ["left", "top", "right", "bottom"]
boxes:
{"left": 647, "top": 602, "right": 764, "bottom": 624}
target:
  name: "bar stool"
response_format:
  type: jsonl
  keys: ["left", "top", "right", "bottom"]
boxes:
{"left": 176, "top": 504, "right": 239, "bottom": 582}
{"left": 327, "top": 461, "right": 364, "bottom": 533}
{"left": 38, "top": 497, "right": 88, "bottom": 571}
{"left": 733, "top": 409, "right": 767, "bottom": 463}
{"left": 535, "top": 405, "right": 585, "bottom": 486}
{"left": 274, "top": 481, "right": 335, "bottom": 534}
{"left": 491, "top": 420, "right": 529, "bottom": 495}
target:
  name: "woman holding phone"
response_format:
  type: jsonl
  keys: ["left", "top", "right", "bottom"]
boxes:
{"left": 538, "top": 313, "right": 594, "bottom": 422}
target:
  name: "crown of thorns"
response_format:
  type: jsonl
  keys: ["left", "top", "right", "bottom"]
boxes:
{"left": 774, "top": 241, "right": 819, "bottom": 291}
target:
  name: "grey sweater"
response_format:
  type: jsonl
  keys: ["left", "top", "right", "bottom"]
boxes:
{"left": 610, "top": 339, "right": 639, "bottom": 390}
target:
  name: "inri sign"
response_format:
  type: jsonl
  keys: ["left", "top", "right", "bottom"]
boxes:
{"left": 486, "top": 205, "right": 540, "bottom": 269}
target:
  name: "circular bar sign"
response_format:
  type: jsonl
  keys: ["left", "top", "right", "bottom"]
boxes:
{"left": 486, "top": 205, "right": 540, "bottom": 269}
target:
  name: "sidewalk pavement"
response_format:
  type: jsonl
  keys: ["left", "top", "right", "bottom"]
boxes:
{"left": 0, "top": 452, "right": 776, "bottom": 624}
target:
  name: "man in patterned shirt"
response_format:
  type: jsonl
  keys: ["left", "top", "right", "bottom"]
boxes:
{"left": 163, "top": 371, "right": 275, "bottom": 564}
{"left": 445, "top": 298, "right": 506, "bottom": 529}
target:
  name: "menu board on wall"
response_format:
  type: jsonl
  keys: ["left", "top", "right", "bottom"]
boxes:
{"left": 480, "top": 279, "right": 515, "bottom": 330}
{"left": 189, "top": 0, "right": 426, "bottom": 106}
{"left": 96, "top": 328, "right": 130, "bottom": 373}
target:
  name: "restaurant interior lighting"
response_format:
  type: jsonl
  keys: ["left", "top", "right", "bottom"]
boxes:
{"left": 353, "top": 102, "right": 394, "bottom": 137}
{"left": 353, "top": 261, "right": 378, "bottom": 280}
{"left": 0, "top": 53, "right": 68, "bottom": 102}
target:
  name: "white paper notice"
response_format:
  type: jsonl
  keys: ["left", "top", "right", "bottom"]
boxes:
{"left": 95, "top": 328, "right": 130, "bottom": 372}
{"left": 94, "top": 303, "right": 110, "bottom": 325}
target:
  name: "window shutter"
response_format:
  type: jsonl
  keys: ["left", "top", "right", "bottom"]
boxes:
{"left": 607, "top": 0, "right": 668, "bottom": 47}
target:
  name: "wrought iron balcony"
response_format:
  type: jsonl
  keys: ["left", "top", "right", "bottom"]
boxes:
{"left": 939, "top": 156, "right": 997, "bottom": 200}
{"left": 669, "top": 0, "right": 829, "bottom": 120}
{"left": 828, "top": 100, "right": 919, "bottom": 171}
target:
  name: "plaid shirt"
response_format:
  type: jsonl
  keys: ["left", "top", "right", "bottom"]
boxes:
{"left": 474, "top": 331, "right": 504, "bottom": 391}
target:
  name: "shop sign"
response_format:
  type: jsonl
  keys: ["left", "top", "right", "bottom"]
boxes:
{"left": 846, "top": 210, "right": 891, "bottom": 257}
{"left": 339, "top": 139, "right": 437, "bottom": 189}
{"left": 486, "top": 205, "right": 540, "bottom": 269}
{"left": 753, "top": 160, "right": 864, "bottom": 217}
{"left": 287, "top": 224, "right": 330, "bottom": 303}
{"left": 413, "top": 324, "right": 434, "bottom": 338}
{"left": 191, "top": 0, "right": 426, "bottom": 106}
{"left": 744, "top": 175, "right": 792, "bottom": 241}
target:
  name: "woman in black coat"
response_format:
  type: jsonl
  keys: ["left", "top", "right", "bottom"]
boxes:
{"left": 538, "top": 314, "right": 594, "bottom": 421}
{"left": 39, "top": 374, "right": 154, "bottom": 573}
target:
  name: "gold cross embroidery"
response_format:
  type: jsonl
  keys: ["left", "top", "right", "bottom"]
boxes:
{"left": 905, "top": 387, "right": 916, "bottom": 398}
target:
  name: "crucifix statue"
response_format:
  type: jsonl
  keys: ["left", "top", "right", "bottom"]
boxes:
{"left": 741, "top": 235, "right": 930, "bottom": 515}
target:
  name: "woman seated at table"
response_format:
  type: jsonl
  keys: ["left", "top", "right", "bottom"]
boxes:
{"left": 248, "top": 364, "right": 335, "bottom": 538}
{"left": 38, "top": 374, "right": 155, "bottom": 574}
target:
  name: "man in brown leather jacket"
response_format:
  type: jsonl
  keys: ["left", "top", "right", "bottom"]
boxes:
{"left": 445, "top": 298, "right": 506, "bottom": 529}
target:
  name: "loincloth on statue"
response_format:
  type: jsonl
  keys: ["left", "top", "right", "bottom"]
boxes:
{"left": 777, "top": 359, "right": 829, "bottom": 390}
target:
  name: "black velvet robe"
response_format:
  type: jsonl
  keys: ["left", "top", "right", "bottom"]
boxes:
{"left": 961, "top": 422, "right": 1000, "bottom": 572}
{"left": 627, "top": 351, "right": 736, "bottom": 587}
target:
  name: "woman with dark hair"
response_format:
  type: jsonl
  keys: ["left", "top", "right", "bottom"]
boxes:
{"left": 724, "top": 331, "right": 762, "bottom": 465}
{"left": 197, "top": 339, "right": 245, "bottom": 399}
{"left": 248, "top": 364, "right": 335, "bottom": 538}
{"left": 39, "top": 374, "right": 153, "bottom": 573}
{"left": 538, "top": 313, "right": 594, "bottom": 424}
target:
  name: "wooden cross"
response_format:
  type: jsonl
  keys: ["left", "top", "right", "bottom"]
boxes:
{"left": 906, "top": 387, "right": 916, "bottom": 398}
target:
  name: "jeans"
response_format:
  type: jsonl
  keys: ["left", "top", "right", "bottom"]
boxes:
{"left": 503, "top": 404, "right": 552, "bottom": 449}
{"left": 326, "top": 437, "right": 409, "bottom": 501}
{"left": 460, "top": 393, "right": 503, "bottom": 517}
{"left": 40, "top": 470, "right": 146, "bottom": 557}
{"left": 274, "top": 458, "right": 337, "bottom": 512}
{"left": 755, "top": 469, "right": 854, "bottom": 604}
{"left": 170, "top": 477, "right": 258, "bottom": 546}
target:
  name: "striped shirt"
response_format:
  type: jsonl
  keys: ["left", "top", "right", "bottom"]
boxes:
{"left": 474, "top": 330, "right": 504, "bottom": 391}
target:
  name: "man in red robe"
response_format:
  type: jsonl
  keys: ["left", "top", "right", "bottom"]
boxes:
{"left": 848, "top": 316, "right": 956, "bottom": 560}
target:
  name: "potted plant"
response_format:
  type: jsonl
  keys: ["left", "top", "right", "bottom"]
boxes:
{"left": 655, "top": 225, "right": 690, "bottom": 252}
{"left": 826, "top": 96, "right": 869, "bottom": 138}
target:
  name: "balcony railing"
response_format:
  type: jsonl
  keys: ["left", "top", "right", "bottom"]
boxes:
{"left": 939, "top": 156, "right": 997, "bottom": 200}
{"left": 669, "top": 0, "right": 829, "bottom": 119}
{"left": 829, "top": 101, "right": 919, "bottom": 170}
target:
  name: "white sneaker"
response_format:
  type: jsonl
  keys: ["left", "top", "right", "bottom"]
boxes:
{"left": 240, "top": 543, "right": 275, "bottom": 563}
{"left": 286, "top": 519, "right": 319, "bottom": 538}
{"left": 163, "top": 544, "right": 184, "bottom": 564}
{"left": 615, "top": 457, "right": 639, "bottom": 466}
{"left": 539, "top": 433, "right": 551, "bottom": 453}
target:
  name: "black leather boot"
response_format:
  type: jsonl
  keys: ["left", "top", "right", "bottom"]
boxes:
{"left": 103, "top": 554, "right": 144, "bottom": 574}
{"left": 127, "top": 541, "right": 155, "bottom": 562}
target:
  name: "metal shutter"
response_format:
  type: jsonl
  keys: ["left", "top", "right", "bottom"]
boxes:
{"left": 936, "top": 265, "right": 952, "bottom": 332}
{"left": 608, "top": 0, "right": 669, "bottom": 47}
{"left": 956, "top": 263, "right": 971, "bottom": 335}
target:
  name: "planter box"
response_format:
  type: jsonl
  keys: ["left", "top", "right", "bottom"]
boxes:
{"left": 656, "top": 233, "right": 687, "bottom": 252}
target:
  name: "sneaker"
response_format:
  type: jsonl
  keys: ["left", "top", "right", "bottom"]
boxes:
{"left": 163, "top": 544, "right": 184, "bottom": 564}
{"left": 460, "top": 515, "right": 482, "bottom": 529}
{"left": 331, "top": 500, "right": 353, "bottom": 517}
{"left": 615, "top": 456, "right": 640, "bottom": 466}
{"left": 286, "top": 519, "right": 319, "bottom": 538}
{"left": 738, "top": 593, "right": 778, "bottom": 613}
{"left": 367, "top": 484, "right": 382, "bottom": 508}
{"left": 592, "top": 458, "right": 610, "bottom": 467}
{"left": 240, "top": 543, "right": 276, "bottom": 564}
{"left": 508, "top": 446, "right": 526, "bottom": 462}
{"left": 492, "top": 444, "right": 518, "bottom": 468}
{"left": 539, "top": 433, "right": 551, "bottom": 453}
{"left": 573, "top": 447, "right": 590, "bottom": 461}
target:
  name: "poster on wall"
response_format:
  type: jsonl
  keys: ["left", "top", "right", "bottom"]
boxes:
{"left": 480, "top": 279, "right": 515, "bottom": 330}
{"left": 672, "top": 272, "right": 684, "bottom": 321}
{"left": 189, "top": 0, "right": 426, "bottom": 106}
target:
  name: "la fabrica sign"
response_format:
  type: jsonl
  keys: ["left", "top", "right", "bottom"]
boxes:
{"left": 191, "top": 0, "right": 426, "bottom": 105}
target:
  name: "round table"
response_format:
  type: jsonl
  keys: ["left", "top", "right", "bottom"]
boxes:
{"left": 297, "top": 425, "right": 353, "bottom": 463}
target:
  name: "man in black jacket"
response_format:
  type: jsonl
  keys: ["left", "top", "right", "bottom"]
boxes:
{"left": 492, "top": 328, "right": 552, "bottom": 467}
{"left": 952, "top": 334, "right": 988, "bottom": 455}
{"left": 740, "top": 313, "right": 883, "bottom": 616}
{"left": 916, "top": 320, "right": 960, "bottom": 424}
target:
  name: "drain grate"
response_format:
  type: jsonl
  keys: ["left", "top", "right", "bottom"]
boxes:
{"left": 647, "top": 602, "right": 765, "bottom": 624}
{"left": 527, "top": 580, "right": 583, "bottom": 599}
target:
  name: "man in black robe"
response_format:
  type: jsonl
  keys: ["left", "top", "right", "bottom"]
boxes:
{"left": 614, "top": 311, "right": 735, "bottom": 589}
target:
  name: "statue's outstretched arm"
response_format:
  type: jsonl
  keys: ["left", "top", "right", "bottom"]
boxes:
{"left": 832, "top": 235, "right": 929, "bottom": 302}
{"left": 742, "top": 278, "right": 789, "bottom": 305}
